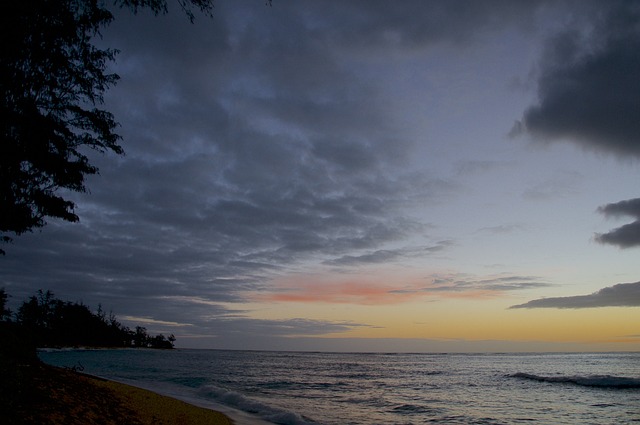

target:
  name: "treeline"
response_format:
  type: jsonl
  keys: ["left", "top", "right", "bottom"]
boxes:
{"left": 0, "top": 288, "right": 175, "bottom": 349}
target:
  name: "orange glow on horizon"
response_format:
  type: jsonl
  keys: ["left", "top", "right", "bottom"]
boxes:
{"left": 232, "top": 269, "right": 640, "bottom": 351}
{"left": 242, "top": 287, "right": 640, "bottom": 349}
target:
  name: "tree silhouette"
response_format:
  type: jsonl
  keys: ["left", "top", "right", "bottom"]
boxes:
{"left": 0, "top": 288, "right": 11, "bottom": 321}
{"left": 133, "top": 325, "right": 149, "bottom": 347}
{"left": 10, "top": 289, "right": 174, "bottom": 348}
{"left": 0, "top": 0, "right": 214, "bottom": 254}
{"left": 149, "top": 333, "right": 176, "bottom": 349}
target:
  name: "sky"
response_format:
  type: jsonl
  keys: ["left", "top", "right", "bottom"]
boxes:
{"left": 2, "top": 0, "right": 640, "bottom": 352}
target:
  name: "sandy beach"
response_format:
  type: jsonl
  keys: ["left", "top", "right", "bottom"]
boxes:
{"left": 1, "top": 361, "right": 233, "bottom": 425}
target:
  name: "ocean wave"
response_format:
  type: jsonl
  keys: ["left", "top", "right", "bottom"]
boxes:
{"left": 199, "top": 385, "right": 316, "bottom": 425}
{"left": 391, "top": 403, "right": 444, "bottom": 415}
{"left": 510, "top": 373, "right": 640, "bottom": 389}
{"left": 420, "top": 370, "right": 446, "bottom": 376}
{"left": 255, "top": 380, "right": 345, "bottom": 392}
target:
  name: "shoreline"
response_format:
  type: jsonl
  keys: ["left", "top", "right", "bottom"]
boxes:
{"left": 34, "top": 347, "right": 276, "bottom": 425}
{"left": 97, "top": 375, "right": 275, "bottom": 425}
{"left": 1, "top": 362, "right": 235, "bottom": 425}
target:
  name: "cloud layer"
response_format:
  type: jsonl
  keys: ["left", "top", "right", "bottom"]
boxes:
{"left": 8, "top": 2, "right": 514, "bottom": 337}
{"left": 2, "top": 1, "right": 637, "bottom": 347}
{"left": 595, "top": 198, "right": 640, "bottom": 248}
{"left": 267, "top": 273, "right": 550, "bottom": 305}
{"left": 510, "top": 281, "right": 640, "bottom": 309}
{"left": 512, "top": 0, "right": 640, "bottom": 157}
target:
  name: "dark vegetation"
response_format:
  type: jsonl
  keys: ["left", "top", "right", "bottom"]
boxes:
{"left": 0, "top": 287, "right": 177, "bottom": 424}
{"left": 1, "top": 0, "right": 270, "bottom": 254}
{"left": 0, "top": 288, "right": 175, "bottom": 358}
{"left": 1, "top": 0, "right": 216, "bottom": 254}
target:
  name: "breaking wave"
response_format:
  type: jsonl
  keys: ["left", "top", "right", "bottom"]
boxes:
{"left": 510, "top": 373, "right": 640, "bottom": 389}
{"left": 199, "top": 384, "right": 316, "bottom": 425}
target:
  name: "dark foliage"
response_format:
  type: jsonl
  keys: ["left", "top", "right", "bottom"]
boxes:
{"left": 0, "top": 288, "right": 10, "bottom": 320}
{"left": 0, "top": 0, "right": 214, "bottom": 254}
{"left": 132, "top": 325, "right": 176, "bottom": 349}
{"left": 0, "top": 289, "right": 38, "bottom": 366}
{"left": 9, "top": 289, "right": 175, "bottom": 349}
{"left": 1, "top": 1, "right": 121, "bottom": 254}
{"left": 117, "top": 0, "right": 214, "bottom": 22}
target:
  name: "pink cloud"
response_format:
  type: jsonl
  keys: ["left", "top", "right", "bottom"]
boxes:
{"left": 267, "top": 280, "right": 417, "bottom": 305}
{"left": 256, "top": 272, "right": 521, "bottom": 305}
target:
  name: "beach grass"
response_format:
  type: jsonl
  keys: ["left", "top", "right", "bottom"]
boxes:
{"left": 0, "top": 360, "right": 233, "bottom": 425}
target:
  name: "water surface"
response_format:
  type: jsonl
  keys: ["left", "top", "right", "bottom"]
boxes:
{"left": 40, "top": 350, "right": 640, "bottom": 424}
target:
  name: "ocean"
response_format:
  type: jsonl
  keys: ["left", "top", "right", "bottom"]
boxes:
{"left": 39, "top": 349, "right": 640, "bottom": 424}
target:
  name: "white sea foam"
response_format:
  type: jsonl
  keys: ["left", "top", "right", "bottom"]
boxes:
{"left": 200, "top": 385, "right": 316, "bottom": 425}
{"left": 99, "top": 377, "right": 274, "bottom": 425}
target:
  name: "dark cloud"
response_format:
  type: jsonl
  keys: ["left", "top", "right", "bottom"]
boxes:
{"left": 598, "top": 198, "right": 640, "bottom": 218}
{"left": 595, "top": 221, "right": 640, "bottom": 248}
{"left": 595, "top": 198, "right": 640, "bottom": 248}
{"left": 510, "top": 281, "right": 640, "bottom": 309}
{"left": 512, "top": 0, "right": 640, "bottom": 156}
